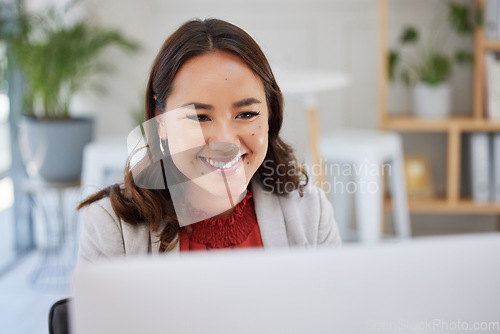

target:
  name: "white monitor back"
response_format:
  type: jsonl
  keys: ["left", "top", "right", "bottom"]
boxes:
{"left": 71, "top": 233, "right": 500, "bottom": 334}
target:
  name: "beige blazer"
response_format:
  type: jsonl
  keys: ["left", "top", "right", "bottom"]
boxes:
{"left": 78, "top": 181, "right": 341, "bottom": 263}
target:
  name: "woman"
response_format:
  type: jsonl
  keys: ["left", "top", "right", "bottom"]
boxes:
{"left": 78, "top": 18, "right": 341, "bottom": 261}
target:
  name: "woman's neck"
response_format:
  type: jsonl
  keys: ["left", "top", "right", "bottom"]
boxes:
{"left": 182, "top": 182, "right": 247, "bottom": 219}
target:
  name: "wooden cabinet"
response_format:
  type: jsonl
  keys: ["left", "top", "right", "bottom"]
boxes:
{"left": 378, "top": 0, "right": 500, "bottom": 214}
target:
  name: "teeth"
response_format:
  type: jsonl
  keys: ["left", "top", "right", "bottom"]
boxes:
{"left": 203, "top": 155, "right": 242, "bottom": 169}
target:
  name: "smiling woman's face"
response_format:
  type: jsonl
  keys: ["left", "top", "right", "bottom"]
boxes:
{"left": 159, "top": 50, "right": 269, "bottom": 199}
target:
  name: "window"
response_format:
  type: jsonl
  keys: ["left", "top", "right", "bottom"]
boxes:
{"left": 0, "top": 62, "right": 15, "bottom": 271}
{"left": 0, "top": 39, "right": 35, "bottom": 274}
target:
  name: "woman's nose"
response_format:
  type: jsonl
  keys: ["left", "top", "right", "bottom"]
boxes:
{"left": 207, "top": 120, "right": 239, "bottom": 145}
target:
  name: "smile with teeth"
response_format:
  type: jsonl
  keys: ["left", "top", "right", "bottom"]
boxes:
{"left": 200, "top": 155, "right": 243, "bottom": 169}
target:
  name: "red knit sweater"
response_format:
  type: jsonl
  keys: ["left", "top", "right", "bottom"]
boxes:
{"left": 179, "top": 191, "right": 263, "bottom": 251}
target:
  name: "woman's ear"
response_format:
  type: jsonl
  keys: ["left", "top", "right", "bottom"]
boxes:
{"left": 157, "top": 116, "right": 168, "bottom": 140}
{"left": 153, "top": 95, "right": 162, "bottom": 117}
{"left": 153, "top": 95, "right": 168, "bottom": 140}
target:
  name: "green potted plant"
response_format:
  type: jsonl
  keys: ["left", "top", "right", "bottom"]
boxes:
{"left": 389, "top": 2, "right": 476, "bottom": 119}
{"left": 0, "top": 2, "right": 139, "bottom": 182}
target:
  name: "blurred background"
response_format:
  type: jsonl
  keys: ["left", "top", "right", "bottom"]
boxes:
{"left": 0, "top": 0, "right": 498, "bottom": 333}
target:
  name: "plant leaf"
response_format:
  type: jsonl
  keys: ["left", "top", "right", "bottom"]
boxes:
{"left": 419, "top": 52, "right": 451, "bottom": 86}
{"left": 448, "top": 3, "right": 473, "bottom": 35}
{"left": 400, "top": 26, "right": 418, "bottom": 44}
{"left": 1, "top": 3, "right": 140, "bottom": 118}
{"left": 389, "top": 50, "right": 399, "bottom": 80}
{"left": 454, "top": 49, "right": 473, "bottom": 65}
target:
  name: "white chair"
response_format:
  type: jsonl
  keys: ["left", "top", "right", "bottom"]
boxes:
{"left": 81, "top": 135, "right": 129, "bottom": 199}
{"left": 319, "top": 129, "right": 411, "bottom": 242}
{"left": 276, "top": 68, "right": 410, "bottom": 243}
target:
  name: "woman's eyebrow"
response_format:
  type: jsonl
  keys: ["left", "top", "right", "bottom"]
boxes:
{"left": 233, "top": 98, "right": 261, "bottom": 108}
{"left": 181, "top": 102, "right": 213, "bottom": 110}
{"left": 181, "top": 98, "right": 262, "bottom": 110}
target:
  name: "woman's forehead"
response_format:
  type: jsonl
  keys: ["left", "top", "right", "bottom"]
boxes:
{"left": 169, "top": 51, "right": 265, "bottom": 96}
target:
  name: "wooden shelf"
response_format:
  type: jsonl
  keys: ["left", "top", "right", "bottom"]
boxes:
{"left": 381, "top": 115, "right": 500, "bottom": 132}
{"left": 385, "top": 197, "right": 500, "bottom": 214}
{"left": 381, "top": 115, "right": 462, "bottom": 132}
{"left": 484, "top": 40, "right": 500, "bottom": 51}
{"left": 460, "top": 119, "right": 500, "bottom": 131}
{"left": 379, "top": 0, "right": 500, "bottom": 217}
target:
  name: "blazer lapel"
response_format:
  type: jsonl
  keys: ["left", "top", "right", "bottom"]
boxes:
{"left": 251, "top": 181, "right": 289, "bottom": 247}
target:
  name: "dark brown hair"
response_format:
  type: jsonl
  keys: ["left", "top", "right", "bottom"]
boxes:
{"left": 79, "top": 18, "right": 308, "bottom": 251}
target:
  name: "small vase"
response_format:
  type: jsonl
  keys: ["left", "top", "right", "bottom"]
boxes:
{"left": 413, "top": 82, "right": 451, "bottom": 119}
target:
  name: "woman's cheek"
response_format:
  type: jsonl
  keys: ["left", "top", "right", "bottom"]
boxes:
{"left": 255, "top": 132, "right": 268, "bottom": 152}
{"left": 247, "top": 121, "right": 267, "bottom": 149}
{"left": 252, "top": 130, "right": 268, "bottom": 164}
{"left": 167, "top": 124, "right": 205, "bottom": 156}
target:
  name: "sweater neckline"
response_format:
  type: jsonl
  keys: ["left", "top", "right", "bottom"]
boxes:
{"left": 183, "top": 191, "right": 258, "bottom": 248}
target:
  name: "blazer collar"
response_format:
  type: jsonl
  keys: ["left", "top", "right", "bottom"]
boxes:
{"left": 151, "top": 180, "right": 289, "bottom": 253}
{"left": 251, "top": 181, "right": 289, "bottom": 248}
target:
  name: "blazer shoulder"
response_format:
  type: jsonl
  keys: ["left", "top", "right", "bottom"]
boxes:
{"left": 278, "top": 183, "right": 341, "bottom": 247}
{"left": 80, "top": 197, "right": 123, "bottom": 235}
{"left": 278, "top": 183, "right": 323, "bottom": 219}
{"left": 78, "top": 197, "right": 126, "bottom": 263}
{"left": 79, "top": 196, "right": 154, "bottom": 263}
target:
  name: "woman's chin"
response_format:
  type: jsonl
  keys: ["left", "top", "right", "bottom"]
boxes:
{"left": 191, "top": 176, "right": 248, "bottom": 200}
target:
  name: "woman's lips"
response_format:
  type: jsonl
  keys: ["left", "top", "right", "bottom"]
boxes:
{"left": 200, "top": 154, "right": 241, "bottom": 168}
{"left": 198, "top": 154, "right": 246, "bottom": 176}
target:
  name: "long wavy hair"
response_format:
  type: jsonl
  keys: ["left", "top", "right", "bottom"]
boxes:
{"left": 78, "top": 18, "right": 308, "bottom": 252}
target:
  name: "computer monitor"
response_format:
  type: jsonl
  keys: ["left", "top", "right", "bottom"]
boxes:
{"left": 71, "top": 233, "right": 500, "bottom": 334}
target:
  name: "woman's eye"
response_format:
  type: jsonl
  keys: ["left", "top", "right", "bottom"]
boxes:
{"left": 186, "top": 114, "right": 211, "bottom": 122}
{"left": 237, "top": 111, "right": 260, "bottom": 119}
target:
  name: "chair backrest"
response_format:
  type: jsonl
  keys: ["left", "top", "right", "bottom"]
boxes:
{"left": 49, "top": 298, "right": 70, "bottom": 334}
